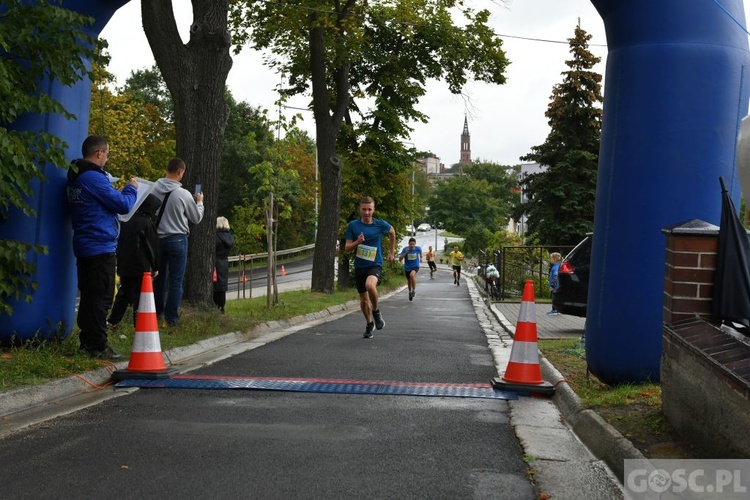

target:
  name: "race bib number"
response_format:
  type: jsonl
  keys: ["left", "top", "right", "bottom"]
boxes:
{"left": 356, "top": 244, "right": 377, "bottom": 262}
{"left": 407, "top": 253, "right": 417, "bottom": 261}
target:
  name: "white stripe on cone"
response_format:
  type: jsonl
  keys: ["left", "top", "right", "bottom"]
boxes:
{"left": 506, "top": 340, "right": 540, "bottom": 364}
{"left": 517, "top": 301, "right": 536, "bottom": 323}
{"left": 132, "top": 332, "right": 162, "bottom": 353}
{"left": 138, "top": 292, "right": 156, "bottom": 313}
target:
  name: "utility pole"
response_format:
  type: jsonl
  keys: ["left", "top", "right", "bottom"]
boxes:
{"left": 266, "top": 193, "right": 276, "bottom": 309}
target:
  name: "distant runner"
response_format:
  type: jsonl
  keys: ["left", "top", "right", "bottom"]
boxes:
{"left": 426, "top": 246, "right": 437, "bottom": 279}
{"left": 399, "top": 237, "right": 423, "bottom": 301}
{"left": 448, "top": 245, "right": 464, "bottom": 286}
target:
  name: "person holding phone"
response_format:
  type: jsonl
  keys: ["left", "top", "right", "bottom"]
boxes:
{"left": 151, "top": 157, "right": 205, "bottom": 326}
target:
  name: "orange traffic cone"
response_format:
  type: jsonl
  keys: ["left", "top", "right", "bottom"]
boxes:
{"left": 491, "top": 279, "right": 555, "bottom": 395}
{"left": 112, "top": 272, "right": 175, "bottom": 381}
{"left": 280, "top": 265, "right": 286, "bottom": 276}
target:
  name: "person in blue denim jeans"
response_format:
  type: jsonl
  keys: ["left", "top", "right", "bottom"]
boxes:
{"left": 152, "top": 158, "right": 205, "bottom": 326}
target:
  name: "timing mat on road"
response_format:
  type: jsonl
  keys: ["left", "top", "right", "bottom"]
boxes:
{"left": 115, "top": 375, "right": 518, "bottom": 400}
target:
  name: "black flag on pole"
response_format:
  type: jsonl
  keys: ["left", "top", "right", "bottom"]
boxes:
{"left": 713, "top": 177, "right": 750, "bottom": 331}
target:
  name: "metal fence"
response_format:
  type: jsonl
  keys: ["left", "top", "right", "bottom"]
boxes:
{"left": 476, "top": 245, "right": 574, "bottom": 301}
{"left": 228, "top": 244, "right": 315, "bottom": 299}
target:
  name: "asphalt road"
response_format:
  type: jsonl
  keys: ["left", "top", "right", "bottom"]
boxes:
{"left": 0, "top": 268, "right": 535, "bottom": 499}
{"left": 228, "top": 255, "right": 314, "bottom": 299}
{"left": 402, "top": 229, "right": 462, "bottom": 255}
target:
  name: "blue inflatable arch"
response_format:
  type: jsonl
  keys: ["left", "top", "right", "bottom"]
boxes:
{"left": 0, "top": 0, "right": 129, "bottom": 345}
{"left": 588, "top": 0, "right": 749, "bottom": 384}
{"left": 1, "top": 0, "right": 749, "bottom": 386}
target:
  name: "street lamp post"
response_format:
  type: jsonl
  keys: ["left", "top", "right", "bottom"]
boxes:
{"left": 400, "top": 140, "right": 416, "bottom": 236}
{"left": 434, "top": 220, "right": 438, "bottom": 252}
{"left": 519, "top": 171, "right": 526, "bottom": 243}
{"left": 411, "top": 168, "right": 415, "bottom": 236}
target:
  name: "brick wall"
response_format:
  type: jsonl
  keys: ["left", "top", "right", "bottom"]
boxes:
{"left": 662, "top": 220, "right": 719, "bottom": 325}
{"left": 661, "top": 219, "right": 750, "bottom": 457}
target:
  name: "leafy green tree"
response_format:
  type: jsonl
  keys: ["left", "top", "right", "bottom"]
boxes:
{"left": 517, "top": 21, "right": 602, "bottom": 246}
{"left": 428, "top": 175, "right": 501, "bottom": 234}
{"left": 120, "top": 64, "right": 177, "bottom": 174}
{"left": 219, "top": 96, "right": 275, "bottom": 219}
{"left": 226, "top": 123, "right": 317, "bottom": 257}
{"left": 221, "top": 103, "right": 316, "bottom": 251}
{"left": 230, "top": 0, "right": 509, "bottom": 293}
{"left": 0, "top": 1, "right": 97, "bottom": 315}
{"left": 273, "top": 129, "right": 317, "bottom": 248}
{"left": 122, "top": 64, "right": 175, "bottom": 123}
{"left": 464, "top": 160, "right": 519, "bottom": 222}
{"left": 88, "top": 63, "right": 173, "bottom": 182}
{"left": 90, "top": 66, "right": 317, "bottom": 255}
{"left": 231, "top": 202, "right": 266, "bottom": 255}
{"left": 461, "top": 224, "right": 495, "bottom": 256}
{"left": 462, "top": 222, "right": 521, "bottom": 254}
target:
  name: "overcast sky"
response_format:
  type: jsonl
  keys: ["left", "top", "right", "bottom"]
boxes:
{"left": 99, "top": 0, "right": 750, "bottom": 168}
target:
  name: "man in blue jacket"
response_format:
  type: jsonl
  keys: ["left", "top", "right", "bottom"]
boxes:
{"left": 67, "top": 135, "right": 138, "bottom": 359}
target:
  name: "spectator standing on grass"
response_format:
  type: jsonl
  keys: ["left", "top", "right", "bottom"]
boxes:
{"left": 107, "top": 194, "right": 161, "bottom": 330}
{"left": 399, "top": 237, "right": 423, "bottom": 301}
{"left": 213, "top": 216, "right": 235, "bottom": 313}
{"left": 344, "top": 196, "right": 396, "bottom": 339}
{"left": 548, "top": 252, "right": 562, "bottom": 316}
{"left": 66, "top": 135, "right": 138, "bottom": 360}
{"left": 152, "top": 157, "right": 204, "bottom": 327}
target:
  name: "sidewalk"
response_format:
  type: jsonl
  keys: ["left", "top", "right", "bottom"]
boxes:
{"left": 1, "top": 267, "right": 626, "bottom": 498}
{"left": 492, "top": 302, "right": 585, "bottom": 339}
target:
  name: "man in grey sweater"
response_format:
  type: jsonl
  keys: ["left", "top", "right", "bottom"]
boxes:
{"left": 152, "top": 157, "right": 205, "bottom": 326}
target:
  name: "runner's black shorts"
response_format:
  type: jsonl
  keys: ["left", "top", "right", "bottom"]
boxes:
{"left": 403, "top": 267, "right": 419, "bottom": 279}
{"left": 355, "top": 266, "right": 382, "bottom": 294}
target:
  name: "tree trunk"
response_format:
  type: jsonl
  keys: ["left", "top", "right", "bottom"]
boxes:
{"left": 266, "top": 194, "right": 274, "bottom": 309}
{"left": 311, "top": 142, "right": 342, "bottom": 293}
{"left": 308, "top": 21, "right": 349, "bottom": 294}
{"left": 142, "top": 0, "right": 232, "bottom": 307}
{"left": 337, "top": 243, "right": 350, "bottom": 289}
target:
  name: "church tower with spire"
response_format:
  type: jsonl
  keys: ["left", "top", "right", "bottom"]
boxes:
{"left": 459, "top": 115, "right": 471, "bottom": 168}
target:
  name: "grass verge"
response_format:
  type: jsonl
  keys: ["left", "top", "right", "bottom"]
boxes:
{"left": 539, "top": 338, "right": 700, "bottom": 459}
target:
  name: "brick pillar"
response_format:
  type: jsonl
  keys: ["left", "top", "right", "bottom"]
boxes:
{"left": 662, "top": 219, "right": 719, "bottom": 325}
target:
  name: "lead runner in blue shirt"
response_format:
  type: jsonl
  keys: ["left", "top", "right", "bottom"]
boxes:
{"left": 344, "top": 196, "right": 396, "bottom": 339}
